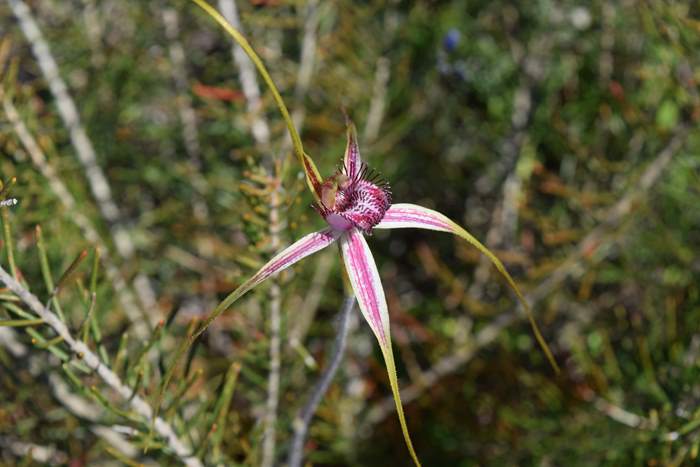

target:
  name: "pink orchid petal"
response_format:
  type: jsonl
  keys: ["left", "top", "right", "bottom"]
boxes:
{"left": 343, "top": 121, "right": 362, "bottom": 179}
{"left": 376, "top": 203, "right": 560, "bottom": 373}
{"left": 340, "top": 228, "right": 390, "bottom": 345}
{"left": 340, "top": 228, "right": 421, "bottom": 466}
{"left": 375, "top": 203, "right": 455, "bottom": 232}
{"left": 197, "top": 229, "right": 339, "bottom": 333}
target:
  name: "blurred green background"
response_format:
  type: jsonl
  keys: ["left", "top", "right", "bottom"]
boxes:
{"left": 1, "top": 0, "right": 700, "bottom": 465}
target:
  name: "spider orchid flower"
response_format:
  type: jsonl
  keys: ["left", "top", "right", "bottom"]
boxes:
{"left": 192, "top": 123, "right": 559, "bottom": 466}
{"left": 185, "top": 2, "right": 559, "bottom": 465}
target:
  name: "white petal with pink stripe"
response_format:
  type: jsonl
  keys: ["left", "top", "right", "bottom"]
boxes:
{"left": 339, "top": 228, "right": 390, "bottom": 347}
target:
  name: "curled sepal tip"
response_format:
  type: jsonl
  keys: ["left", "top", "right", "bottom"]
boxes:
{"left": 376, "top": 203, "right": 560, "bottom": 374}
{"left": 340, "top": 228, "right": 421, "bottom": 466}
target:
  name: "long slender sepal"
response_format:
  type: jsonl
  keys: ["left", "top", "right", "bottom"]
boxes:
{"left": 201, "top": 229, "right": 338, "bottom": 333}
{"left": 340, "top": 228, "right": 421, "bottom": 466}
{"left": 158, "top": 229, "right": 338, "bottom": 411}
{"left": 190, "top": 0, "right": 323, "bottom": 200}
{"left": 376, "top": 203, "right": 560, "bottom": 373}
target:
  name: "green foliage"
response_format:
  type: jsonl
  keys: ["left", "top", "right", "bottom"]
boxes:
{"left": 1, "top": 0, "right": 699, "bottom": 465}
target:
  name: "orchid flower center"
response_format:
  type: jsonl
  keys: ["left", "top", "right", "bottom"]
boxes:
{"left": 315, "top": 163, "right": 391, "bottom": 233}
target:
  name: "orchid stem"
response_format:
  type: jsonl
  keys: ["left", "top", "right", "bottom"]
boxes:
{"left": 190, "top": 0, "right": 323, "bottom": 199}
{"left": 288, "top": 295, "right": 355, "bottom": 467}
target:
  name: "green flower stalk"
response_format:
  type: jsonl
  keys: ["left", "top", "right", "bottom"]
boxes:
{"left": 186, "top": 1, "right": 560, "bottom": 464}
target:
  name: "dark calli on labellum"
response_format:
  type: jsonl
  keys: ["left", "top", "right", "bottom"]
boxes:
{"left": 184, "top": 5, "right": 559, "bottom": 465}
{"left": 182, "top": 118, "right": 559, "bottom": 467}
{"left": 314, "top": 161, "right": 392, "bottom": 234}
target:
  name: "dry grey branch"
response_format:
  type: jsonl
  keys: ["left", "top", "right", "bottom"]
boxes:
{"left": 290, "top": 0, "right": 319, "bottom": 130}
{"left": 1, "top": 93, "right": 150, "bottom": 339}
{"left": 0, "top": 265, "right": 203, "bottom": 467}
{"left": 0, "top": 325, "right": 146, "bottom": 462}
{"left": 289, "top": 295, "right": 355, "bottom": 467}
{"left": 216, "top": 1, "right": 278, "bottom": 464}
{"left": 362, "top": 57, "right": 391, "bottom": 143}
{"left": 162, "top": 7, "right": 203, "bottom": 170}
{"left": 218, "top": 0, "right": 270, "bottom": 146}
{"left": 0, "top": 436, "right": 68, "bottom": 464}
{"left": 8, "top": 0, "right": 158, "bottom": 315}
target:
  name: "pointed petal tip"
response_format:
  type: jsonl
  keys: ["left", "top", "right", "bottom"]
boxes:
{"left": 375, "top": 203, "right": 560, "bottom": 374}
{"left": 339, "top": 229, "right": 421, "bottom": 466}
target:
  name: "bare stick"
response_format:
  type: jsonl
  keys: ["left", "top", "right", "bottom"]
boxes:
{"left": 216, "top": 2, "right": 278, "bottom": 464}
{"left": 288, "top": 296, "right": 355, "bottom": 467}
{"left": 212, "top": 2, "right": 320, "bottom": 463}
{"left": 362, "top": 57, "right": 390, "bottom": 143}
{"left": 0, "top": 265, "right": 202, "bottom": 467}
{"left": 364, "top": 126, "right": 690, "bottom": 427}
{"left": 0, "top": 310, "right": 155, "bottom": 462}
{"left": 0, "top": 198, "right": 18, "bottom": 207}
{"left": 162, "top": 6, "right": 210, "bottom": 226}
{"left": 290, "top": 0, "right": 319, "bottom": 130}
{"left": 0, "top": 436, "right": 68, "bottom": 464}
{"left": 263, "top": 185, "right": 283, "bottom": 467}
{"left": 218, "top": 0, "right": 270, "bottom": 145}
{"left": 288, "top": 252, "right": 333, "bottom": 361}
{"left": 162, "top": 7, "right": 203, "bottom": 170}
{"left": 9, "top": 0, "right": 120, "bottom": 241}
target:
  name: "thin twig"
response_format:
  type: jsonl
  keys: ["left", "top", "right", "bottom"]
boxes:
{"left": 288, "top": 296, "right": 355, "bottom": 467}
{"left": 363, "top": 126, "right": 690, "bottom": 427}
{"left": 162, "top": 7, "right": 203, "bottom": 171}
{"left": 162, "top": 6, "right": 210, "bottom": 225}
{"left": 593, "top": 396, "right": 653, "bottom": 430}
{"left": 291, "top": 0, "right": 319, "bottom": 130}
{"left": 0, "top": 265, "right": 203, "bottom": 467}
{"left": 0, "top": 322, "right": 148, "bottom": 462}
{"left": 8, "top": 0, "right": 158, "bottom": 314}
{"left": 9, "top": 0, "right": 120, "bottom": 244}
{"left": 1, "top": 93, "right": 151, "bottom": 339}
{"left": 264, "top": 184, "right": 283, "bottom": 467}
{"left": 216, "top": 2, "right": 278, "bottom": 464}
{"left": 0, "top": 436, "right": 68, "bottom": 464}
{"left": 217, "top": 0, "right": 270, "bottom": 146}
{"left": 288, "top": 251, "right": 333, "bottom": 362}
{"left": 362, "top": 57, "right": 390, "bottom": 143}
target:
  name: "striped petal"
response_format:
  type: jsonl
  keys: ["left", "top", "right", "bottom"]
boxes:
{"left": 340, "top": 228, "right": 421, "bottom": 466}
{"left": 376, "top": 203, "right": 560, "bottom": 373}
{"left": 197, "top": 229, "right": 339, "bottom": 334}
{"left": 158, "top": 228, "right": 339, "bottom": 412}
{"left": 343, "top": 120, "right": 362, "bottom": 179}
